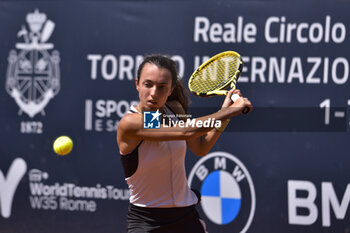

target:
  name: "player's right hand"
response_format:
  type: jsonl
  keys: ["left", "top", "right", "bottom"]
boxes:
{"left": 232, "top": 95, "right": 253, "bottom": 114}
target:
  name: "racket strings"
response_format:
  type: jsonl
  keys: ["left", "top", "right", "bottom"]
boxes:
{"left": 189, "top": 55, "right": 241, "bottom": 94}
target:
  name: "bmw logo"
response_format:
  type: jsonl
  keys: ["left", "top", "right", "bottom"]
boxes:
{"left": 188, "top": 151, "right": 256, "bottom": 233}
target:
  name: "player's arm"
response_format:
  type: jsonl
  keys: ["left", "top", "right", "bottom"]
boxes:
{"left": 117, "top": 111, "right": 214, "bottom": 155}
{"left": 117, "top": 94, "right": 250, "bottom": 154}
{"left": 117, "top": 112, "right": 209, "bottom": 143}
{"left": 186, "top": 129, "right": 222, "bottom": 157}
{"left": 186, "top": 89, "right": 250, "bottom": 156}
{"left": 117, "top": 103, "right": 238, "bottom": 142}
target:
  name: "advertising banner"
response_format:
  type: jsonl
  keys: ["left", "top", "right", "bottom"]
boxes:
{"left": 0, "top": 1, "right": 349, "bottom": 232}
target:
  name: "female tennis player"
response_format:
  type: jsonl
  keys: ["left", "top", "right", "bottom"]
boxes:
{"left": 117, "top": 54, "right": 252, "bottom": 233}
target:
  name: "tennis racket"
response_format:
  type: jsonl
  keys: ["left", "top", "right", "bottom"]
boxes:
{"left": 188, "top": 51, "right": 249, "bottom": 114}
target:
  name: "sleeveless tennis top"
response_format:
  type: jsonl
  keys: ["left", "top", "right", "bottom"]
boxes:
{"left": 120, "top": 105, "right": 198, "bottom": 208}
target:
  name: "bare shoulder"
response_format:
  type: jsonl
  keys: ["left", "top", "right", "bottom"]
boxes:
{"left": 118, "top": 113, "right": 142, "bottom": 133}
{"left": 117, "top": 113, "right": 142, "bottom": 154}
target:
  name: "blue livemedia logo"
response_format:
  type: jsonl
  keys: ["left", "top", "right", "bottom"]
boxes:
{"left": 143, "top": 110, "right": 161, "bottom": 129}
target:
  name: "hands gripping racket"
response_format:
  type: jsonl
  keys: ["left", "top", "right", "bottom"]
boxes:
{"left": 188, "top": 51, "right": 250, "bottom": 114}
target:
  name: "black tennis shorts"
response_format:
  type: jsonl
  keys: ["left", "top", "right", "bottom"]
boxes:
{"left": 126, "top": 204, "right": 206, "bottom": 233}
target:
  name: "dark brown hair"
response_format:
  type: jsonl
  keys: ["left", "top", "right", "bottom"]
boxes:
{"left": 136, "top": 54, "right": 190, "bottom": 113}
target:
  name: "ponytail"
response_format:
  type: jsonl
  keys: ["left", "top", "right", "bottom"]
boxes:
{"left": 167, "top": 79, "right": 191, "bottom": 114}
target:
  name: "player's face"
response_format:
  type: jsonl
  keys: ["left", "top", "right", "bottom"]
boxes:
{"left": 136, "top": 63, "right": 174, "bottom": 111}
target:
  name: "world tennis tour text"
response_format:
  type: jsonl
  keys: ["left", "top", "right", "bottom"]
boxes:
{"left": 194, "top": 16, "right": 346, "bottom": 44}
{"left": 29, "top": 182, "right": 129, "bottom": 212}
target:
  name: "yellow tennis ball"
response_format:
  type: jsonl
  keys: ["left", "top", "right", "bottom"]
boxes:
{"left": 53, "top": 136, "right": 73, "bottom": 156}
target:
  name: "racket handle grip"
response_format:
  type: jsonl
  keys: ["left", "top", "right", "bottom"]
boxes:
{"left": 231, "top": 94, "right": 250, "bottom": 115}
{"left": 242, "top": 107, "right": 250, "bottom": 114}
